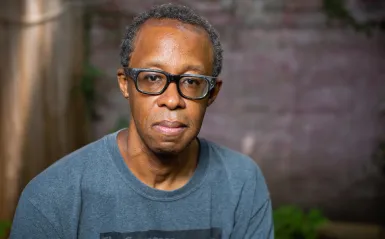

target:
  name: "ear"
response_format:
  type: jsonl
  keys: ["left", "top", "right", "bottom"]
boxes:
{"left": 207, "top": 79, "right": 222, "bottom": 107}
{"left": 117, "top": 68, "right": 129, "bottom": 99}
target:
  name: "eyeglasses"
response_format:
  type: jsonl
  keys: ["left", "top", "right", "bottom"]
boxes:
{"left": 123, "top": 67, "right": 217, "bottom": 100}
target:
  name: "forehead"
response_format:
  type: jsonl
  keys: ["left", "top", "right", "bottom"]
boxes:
{"left": 142, "top": 18, "right": 207, "bottom": 35}
{"left": 130, "top": 19, "right": 213, "bottom": 72}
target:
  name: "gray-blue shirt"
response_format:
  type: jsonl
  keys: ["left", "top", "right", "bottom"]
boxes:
{"left": 10, "top": 131, "right": 274, "bottom": 238}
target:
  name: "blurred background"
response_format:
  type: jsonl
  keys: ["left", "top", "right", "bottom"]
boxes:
{"left": 0, "top": 0, "right": 385, "bottom": 238}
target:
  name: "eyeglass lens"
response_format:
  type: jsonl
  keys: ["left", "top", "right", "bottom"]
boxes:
{"left": 137, "top": 71, "right": 209, "bottom": 99}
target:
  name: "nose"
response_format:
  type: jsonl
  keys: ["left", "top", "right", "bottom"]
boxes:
{"left": 156, "top": 82, "right": 186, "bottom": 110}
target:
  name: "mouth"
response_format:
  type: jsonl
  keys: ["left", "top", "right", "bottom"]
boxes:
{"left": 152, "top": 120, "right": 187, "bottom": 136}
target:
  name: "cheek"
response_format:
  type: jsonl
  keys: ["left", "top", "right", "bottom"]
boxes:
{"left": 130, "top": 95, "right": 154, "bottom": 127}
{"left": 188, "top": 103, "right": 208, "bottom": 126}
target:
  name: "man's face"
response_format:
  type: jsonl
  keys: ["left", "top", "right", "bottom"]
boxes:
{"left": 118, "top": 19, "right": 221, "bottom": 155}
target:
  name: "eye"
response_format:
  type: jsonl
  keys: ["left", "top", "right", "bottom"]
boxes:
{"left": 182, "top": 78, "right": 201, "bottom": 86}
{"left": 144, "top": 74, "right": 162, "bottom": 82}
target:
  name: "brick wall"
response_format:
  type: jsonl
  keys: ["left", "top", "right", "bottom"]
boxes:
{"left": 90, "top": 0, "right": 385, "bottom": 223}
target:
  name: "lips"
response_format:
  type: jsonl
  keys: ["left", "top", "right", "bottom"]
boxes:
{"left": 152, "top": 120, "right": 187, "bottom": 136}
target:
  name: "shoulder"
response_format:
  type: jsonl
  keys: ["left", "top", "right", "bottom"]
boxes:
{"left": 203, "top": 138, "right": 263, "bottom": 180}
{"left": 13, "top": 134, "right": 116, "bottom": 237}
{"left": 21, "top": 133, "right": 113, "bottom": 203}
{"left": 202, "top": 138, "right": 269, "bottom": 198}
{"left": 202, "top": 138, "right": 271, "bottom": 210}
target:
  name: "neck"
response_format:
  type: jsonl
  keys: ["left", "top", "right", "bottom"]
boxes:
{"left": 117, "top": 123, "right": 199, "bottom": 191}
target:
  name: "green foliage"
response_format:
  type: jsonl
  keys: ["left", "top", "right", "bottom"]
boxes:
{"left": 0, "top": 221, "right": 11, "bottom": 238}
{"left": 322, "top": 0, "right": 384, "bottom": 36}
{"left": 81, "top": 63, "right": 103, "bottom": 119}
{"left": 80, "top": 9, "right": 103, "bottom": 120}
{"left": 373, "top": 139, "right": 385, "bottom": 176}
{"left": 274, "top": 206, "right": 328, "bottom": 239}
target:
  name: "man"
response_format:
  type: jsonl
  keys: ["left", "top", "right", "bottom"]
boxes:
{"left": 11, "top": 3, "right": 273, "bottom": 239}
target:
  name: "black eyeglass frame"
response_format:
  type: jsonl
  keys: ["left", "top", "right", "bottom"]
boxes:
{"left": 123, "top": 67, "right": 217, "bottom": 100}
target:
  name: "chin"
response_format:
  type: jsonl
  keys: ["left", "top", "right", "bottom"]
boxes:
{"left": 151, "top": 141, "right": 187, "bottom": 156}
{"left": 147, "top": 134, "right": 196, "bottom": 156}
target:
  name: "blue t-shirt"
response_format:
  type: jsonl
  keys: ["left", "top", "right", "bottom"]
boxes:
{"left": 10, "top": 131, "right": 274, "bottom": 239}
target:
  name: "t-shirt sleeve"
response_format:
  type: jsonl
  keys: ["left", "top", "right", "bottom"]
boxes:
{"left": 10, "top": 193, "right": 62, "bottom": 239}
{"left": 231, "top": 161, "right": 275, "bottom": 239}
{"left": 244, "top": 198, "right": 274, "bottom": 239}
